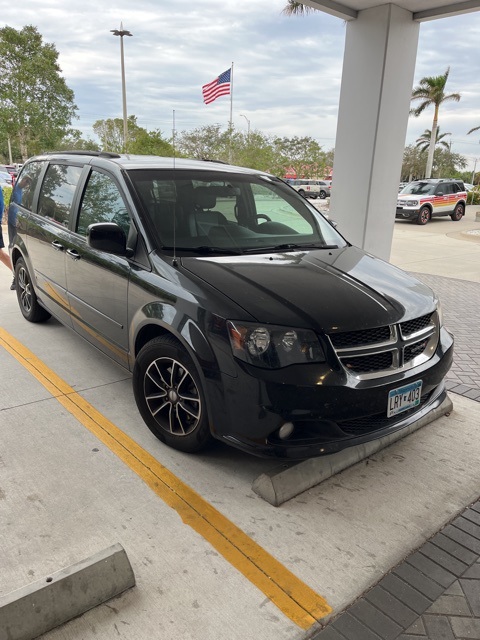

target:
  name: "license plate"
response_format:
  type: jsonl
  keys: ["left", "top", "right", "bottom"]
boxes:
{"left": 387, "top": 380, "right": 422, "bottom": 418}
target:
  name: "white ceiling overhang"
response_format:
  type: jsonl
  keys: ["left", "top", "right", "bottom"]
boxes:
{"left": 303, "top": 0, "right": 480, "bottom": 21}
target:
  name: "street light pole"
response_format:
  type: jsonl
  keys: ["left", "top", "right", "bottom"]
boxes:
{"left": 240, "top": 114, "right": 251, "bottom": 142}
{"left": 111, "top": 23, "right": 132, "bottom": 153}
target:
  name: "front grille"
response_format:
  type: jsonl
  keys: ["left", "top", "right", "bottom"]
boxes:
{"left": 343, "top": 351, "right": 393, "bottom": 373}
{"left": 327, "top": 312, "right": 437, "bottom": 378}
{"left": 329, "top": 325, "right": 391, "bottom": 349}
{"left": 400, "top": 313, "right": 432, "bottom": 336}
{"left": 338, "top": 391, "right": 433, "bottom": 436}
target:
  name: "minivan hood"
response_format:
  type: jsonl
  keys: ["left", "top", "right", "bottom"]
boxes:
{"left": 180, "top": 246, "right": 435, "bottom": 332}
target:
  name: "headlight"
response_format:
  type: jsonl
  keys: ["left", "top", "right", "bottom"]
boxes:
{"left": 227, "top": 321, "right": 325, "bottom": 368}
{"left": 410, "top": 200, "right": 419, "bottom": 206}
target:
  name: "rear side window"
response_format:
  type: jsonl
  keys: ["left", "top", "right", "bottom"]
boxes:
{"left": 76, "top": 170, "right": 130, "bottom": 237}
{"left": 10, "top": 161, "right": 44, "bottom": 210}
{"left": 38, "top": 164, "right": 82, "bottom": 227}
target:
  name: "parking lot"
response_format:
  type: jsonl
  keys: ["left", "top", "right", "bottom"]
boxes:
{"left": 1, "top": 207, "right": 480, "bottom": 639}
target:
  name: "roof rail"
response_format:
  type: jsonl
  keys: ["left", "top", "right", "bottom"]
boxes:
{"left": 43, "top": 150, "right": 122, "bottom": 159}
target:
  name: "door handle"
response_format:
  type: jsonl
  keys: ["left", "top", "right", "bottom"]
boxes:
{"left": 66, "top": 248, "right": 81, "bottom": 261}
{"left": 51, "top": 240, "right": 64, "bottom": 251}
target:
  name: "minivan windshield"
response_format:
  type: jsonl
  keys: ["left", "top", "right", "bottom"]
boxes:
{"left": 127, "top": 169, "right": 346, "bottom": 253}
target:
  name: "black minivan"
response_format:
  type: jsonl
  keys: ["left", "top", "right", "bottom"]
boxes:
{"left": 10, "top": 152, "right": 453, "bottom": 459}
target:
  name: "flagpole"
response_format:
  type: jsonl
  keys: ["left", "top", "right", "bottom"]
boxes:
{"left": 229, "top": 62, "right": 234, "bottom": 129}
{"left": 228, "top": 62, "right": 234, "bottom": 163}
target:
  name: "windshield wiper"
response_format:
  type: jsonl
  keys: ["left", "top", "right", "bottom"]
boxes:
{"left": 162, "top": 245, "right": 244, "bottom": 255}
{"left": 244, "top": 242, "right": 338, "bottom": 253}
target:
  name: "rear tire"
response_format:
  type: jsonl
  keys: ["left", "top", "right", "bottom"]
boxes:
{"left": 133, "top": 335, "right": 212, "bottom": 453}
{"left": 416, "top": 206, "right": 431, "bottom": 225}
{"left": 15, "top": 258, "right": 51, "bottom": 323}
{"left": 450, "top": 203, "right": 464, "bottom": 221}
{"left": 319, "top": 190, "right": 327, "bottom": 199}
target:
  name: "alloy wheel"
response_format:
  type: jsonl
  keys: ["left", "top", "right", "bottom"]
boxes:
{"left": 144, "top": 357, "right": 201, "bottom": 436}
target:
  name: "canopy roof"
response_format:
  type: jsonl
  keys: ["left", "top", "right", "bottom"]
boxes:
{"left": 304, "top": 0, "right": 480, "bottom": 21}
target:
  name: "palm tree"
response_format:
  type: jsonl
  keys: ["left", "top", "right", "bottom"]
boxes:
{"left": 410, "top": 67, "right": 460, "bottom": 179}
{"left": 467, "top": 125, "right": 480, "bottom": 135}
{"left": 282, "top": 1, "right": 317, "bottom": 15}
{"left": 415, "top": 127, "right": 451, "bottom": 154}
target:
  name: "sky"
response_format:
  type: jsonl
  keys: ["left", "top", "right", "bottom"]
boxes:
{"left": 3, "top": 0, "right": 480, "bottom": 172}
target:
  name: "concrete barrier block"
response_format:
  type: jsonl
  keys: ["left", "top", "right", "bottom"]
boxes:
{"left": 0, "top": 543, "right": 135, "bottom": 640}
{"left": 252, "top": 395, "right": 453, "bottom": 507}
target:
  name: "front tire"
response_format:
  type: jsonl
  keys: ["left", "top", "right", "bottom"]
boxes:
{"left": 15, "top": 258, "right": 51, "bottom": 323}
{"left": 416, "top": 206, "right": 431, "bottom": 225}
{"left": 450, "top": 203, "right": 464, "bottom": 221}
{"left": 133, "top": 335, "right": 212, "bottom": 453}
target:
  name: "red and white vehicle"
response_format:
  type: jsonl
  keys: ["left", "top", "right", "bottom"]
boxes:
{"left": 396, "top": 179, "right": 467, "bottom": 225}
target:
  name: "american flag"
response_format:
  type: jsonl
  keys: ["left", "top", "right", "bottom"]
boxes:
{"left": 202, "top": 68, "right": 231, "bottom": 105}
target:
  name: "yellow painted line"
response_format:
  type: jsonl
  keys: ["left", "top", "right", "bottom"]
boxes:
{"left": 0, "top": 327, "right": 332, "bottom": 628}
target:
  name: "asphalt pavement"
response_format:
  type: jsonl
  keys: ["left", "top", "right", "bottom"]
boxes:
{"left": 1, "top": 206, "right": 480, "bottom": 640}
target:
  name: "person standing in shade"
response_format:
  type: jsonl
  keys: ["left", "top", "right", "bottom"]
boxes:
{"left": 0, "top": 187, "right": 15, "bottom": 289}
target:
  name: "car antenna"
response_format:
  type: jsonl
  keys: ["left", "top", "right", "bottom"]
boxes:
{"left": 172, "top": 109, "right": 178, "bottom": 267}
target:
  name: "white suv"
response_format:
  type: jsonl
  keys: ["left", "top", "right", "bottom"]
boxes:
{"left": 396, "top": 179, "right": 467, "bottom": 225}
{"left": 287, "top": 179, "right": 331, "bottom": 199}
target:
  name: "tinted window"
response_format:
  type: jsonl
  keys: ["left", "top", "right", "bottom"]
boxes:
{"left": 11, "top": 161, "right": 44, "bottom": 210}
{"left": 128, "top": 169, "right": 345, "bottom": 251}
{"left": 38, "top": 164, "right": 82, "bottom": 227}
{"left": 252, "top": 183, "right": 312, "bottom": 234}
{"left": 77, "top": 170, "right": 130, "bottom": 237}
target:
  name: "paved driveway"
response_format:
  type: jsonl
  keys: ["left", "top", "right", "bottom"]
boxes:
{"left": 0, "top": 209, "right": 479, "bottom": 640}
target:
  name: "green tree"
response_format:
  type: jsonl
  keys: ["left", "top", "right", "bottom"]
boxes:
{"left": 432, "top": 147, "right": 466, "bottom": 178}
{"left": 271, "top": 136, "right": 327, "bottom": 179}
{"left": 415, "top": 127, "right": 451, "bottom": 153}
{"left": 128, "top": 128, "right": 174, "bottom": 156}
{"left": 410, "top": 67, "right": 460, "bottom": 179}
{"left": 56, "top": 129, "right": 101, "bottom": 152}
{"left": 232, "top": 130, "right": 276, "bottom": 171}
{"left": 93, "top": 116, "right": 174, "bottom": 155}
{"left": 0, "top": 25, "right": 78, "bottom": 160}
{"left": 93, "top": 117, "right": 132, "bottom": 152}
{"left": 401, "top": 144, "right": 427, "bottom": 181}
{"left": 175, "top": 124, "right": 232, "bottom": 161}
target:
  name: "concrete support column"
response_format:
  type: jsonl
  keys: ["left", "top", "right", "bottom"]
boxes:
{"left": 329, "top": 4, "right": 420, "bottom": 261}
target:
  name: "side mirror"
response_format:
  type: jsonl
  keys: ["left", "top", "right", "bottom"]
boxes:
{"left": 87, "top": 222, "right": 127, "bottom": 255}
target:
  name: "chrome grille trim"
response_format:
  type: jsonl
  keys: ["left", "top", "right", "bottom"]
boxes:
{"left": 328, "top": 311, "right": 439, "bottom": 380}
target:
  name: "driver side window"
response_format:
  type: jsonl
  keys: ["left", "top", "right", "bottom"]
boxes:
{"left": 252, "top": 184, "right": 312, "bottom": 234}
{"left": 77, "top": 171, "right": 130, "bottom": 237}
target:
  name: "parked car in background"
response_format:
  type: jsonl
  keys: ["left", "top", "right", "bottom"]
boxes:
{"left": 10, "top": 152, "right": 453, "bottom": 460}
{"left": 396, "top": 179, "right": 467, "bottom": 225}
{"left": 0, "top": 170, "right": 13, "bottom": 187}
{"left": 288, "top": 179, "right": 331, "bottom": 199}
{"left": 464, "top": 183, "right": 475, "bottom": 192}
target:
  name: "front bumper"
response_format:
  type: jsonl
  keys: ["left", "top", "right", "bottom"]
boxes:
{"left": 396, "top": 208, "right": 419, "bottom": 219}
{"left": 206, "top": 329, "right": 454, "bottom": 460}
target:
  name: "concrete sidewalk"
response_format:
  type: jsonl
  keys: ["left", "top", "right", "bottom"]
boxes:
{"left": 1, "top": 207, "right": 479, "bottom": 640}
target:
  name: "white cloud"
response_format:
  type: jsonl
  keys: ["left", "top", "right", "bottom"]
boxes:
{"left": 3, "top": 1, "right": 480, "bottom": 167}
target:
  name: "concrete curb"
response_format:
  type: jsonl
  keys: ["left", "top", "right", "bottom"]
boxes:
{"left": 0, "top": 543, "right": 135, "bottom": 640}
{"left": 252, "top": 395, "right": 453, "bottom": 507}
